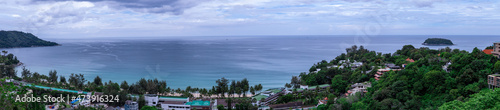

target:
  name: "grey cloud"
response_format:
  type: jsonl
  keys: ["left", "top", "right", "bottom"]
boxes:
{"left": 411, "top": 0, "right": 443, "bottom": 8}
{"left": 32, "top": 0, "right": 209, "bottom": 15}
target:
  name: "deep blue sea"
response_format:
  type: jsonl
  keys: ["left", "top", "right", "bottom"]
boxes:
{"left": 4, "top": 35, "right": 499, "bottom": 89}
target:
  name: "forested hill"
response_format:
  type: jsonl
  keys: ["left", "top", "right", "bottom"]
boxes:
{"left": 0, "top": 30, "right": 59, "bottom": 48}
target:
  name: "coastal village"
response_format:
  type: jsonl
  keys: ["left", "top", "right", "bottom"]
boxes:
{"left": 1, "top": 42, "right": 500, "bottom": 110}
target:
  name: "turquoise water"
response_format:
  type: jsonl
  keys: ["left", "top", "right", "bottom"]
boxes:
{"left": 5, "top": 35, "right": 499, "bottom": 89}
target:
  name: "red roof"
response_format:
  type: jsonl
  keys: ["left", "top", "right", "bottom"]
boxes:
{"left": 406, "top": 58, "right": 415, "bottom": 62}
{"left": 484, "top": 49, "right": 493, "bottom": 55}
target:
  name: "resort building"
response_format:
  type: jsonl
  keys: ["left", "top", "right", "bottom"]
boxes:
{"left": 213, "top": 99, "right": 242, "bottom": 110}
{"left": 347, "top": 82, "right": 371, "bottom": 96}
{"left": 160, "top": 101, "right": 191, "bottom": 110}
{"left": 256, "top": 88, "right": 285, "bottom": 106}
{"left": 375, "top": 67, "right": 401, "bottom": 80}
{"left": 124, "top": 100, "right": 139, "bottom": 110}
{"left": 488, "top": 74, "right": 500, "bottom": 89}
{"left": 492, "top": 42, "right": 500, "bottom": 58}
{"left": 185, "top": 100, "right": 211, "bottom": 110}
{"left": 268, "top": 101, "right": 304, "bottom": 110}
{"left": 145, "top": 94, "right": 159, "bottom": 106}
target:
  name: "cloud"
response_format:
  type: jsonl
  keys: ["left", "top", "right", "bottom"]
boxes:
{"left": 411, "top": 0, "right": 443, "bottom": 8}
{"left": 32, "top": 0, "right": 210, "bottom": 15}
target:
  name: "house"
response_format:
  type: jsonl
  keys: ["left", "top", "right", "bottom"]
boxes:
{"left": 269, "top": 101, "right": 303, "bottom": 110}
{"left": 300, "top": 85, "right": 308, "bottom": 90}
{"left": 348, "top": 82, "right": 371, "bottom": 96}
{"left": 317, "top": 97, "right": 328, "bottom": 106}
{"left": 375, "top": 67, "right": 401, "bottom": 80}
{"left": 442, "top": 62, "right": 452, "bottom": 72}
{"left": 351, "top": 62, "right": 363, "bottom": 68}
{"left": 406, "top": 58, "right": 415, "bottom": 63}
{"left": 124, "top": 100, "right": 139, "bottom": 110}
{"left": 385, "top": 63, "right": 401, "bottom": 69}
{"left": 161, "top": 101, "right": 190, "bottom": 110}
{"left": 484, "top": 49, "right": 494, "bottom": 55}
{"left": 488, "top": 74, "right": 500, "bottom": 89}
{"left": 145, "top": 94, "right": 159, "bottom": 106}
{"left": 491, "top": 42, "right": 500, "bottom": 58}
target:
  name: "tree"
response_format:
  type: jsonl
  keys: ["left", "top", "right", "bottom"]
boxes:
{"left": 60, "top": 76, "right": 66, "bottom": 83}
{"left": 241, "top": 78, "right": 249, "bottom": 97}
{"left": 138, "top": 95, "right": 146, "bottom": 109}
{"left": 226, "top": 98, "right": 233, "bottom": 110}
{"left": 140, "top": 106, "right": 157, "bottom": 110}
{"left": 291, "top": 76, "right": 300, "bottom": 89}
{"left": 48, "top": 70, "right": 58, "bottom": 83}
{"left": 69, "top": 73, "right": 86, "bottom": 90}
{"left": 250, "top": 86, "right": 255, "bottom": 95}
{"left": 331, "top": 75, "right": 348, "bottom": 94}
{"left": 494, "top": 61, "right": 500, "bottom": 73}
{"left": 229, "top": 80, "right": 236, "bottom": 97}
{"left": 121, "top": 81, "right": 129, "bottom": 91}
{"left": 93, "top": 76, "right": 102, "bottom": 86}
{"left": 216, "top": 77, "right": 229, "bottom": 97}
{"left": 21, "top": 67, "right": 31, "bottom": 79}
{"left": 285, "top": 83, "right": 292, "bottom": 88}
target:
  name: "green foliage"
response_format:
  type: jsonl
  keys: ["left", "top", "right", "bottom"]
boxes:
{"left": 0, "top": 30, "right": 59, "bottom": 48}
{"left": 285, "top": 45, "right": 498, "bottom": 110}
{"left": 494, "top": 61, "right": 500, "bottom": 73}
{"left": 439, "top": 89, "right": 500, "bottom": 110}
{"left": 331, "top": 75, "right": 348, "bottom": 94}
{"left": 140, "top": 105, "right": 158, "bottom": 110}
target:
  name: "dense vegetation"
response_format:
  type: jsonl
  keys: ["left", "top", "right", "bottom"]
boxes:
{"left": 422, "top": 38, "right": 454, "bottom": 45}
{"left": 284, "top": 45, "right": 499, "bottom": 110}
{"left": 0, "top": 30, "right": 58, "bottom": 48}
{"left": 439, "top": 89, "right": 500, "bottom": 110}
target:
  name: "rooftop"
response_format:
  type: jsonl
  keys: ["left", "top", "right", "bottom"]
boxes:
{"left": 489, "top": 74, "right": 500, "bottom": 77}
{"left": 484, "top": 49, "right": 494, "bottom": 55}
{"left": 185, "top": 100, "right": 210, "bottom": 106}
{"left": 253, "top": 95, "right": 269, "bottom": 101}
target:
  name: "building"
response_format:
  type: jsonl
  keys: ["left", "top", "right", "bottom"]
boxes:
{"left": 145, "top": 94, "right": 159, "bottom": 106}
{"left": 185, "top": 100, "right": 211, "bottom": 110}
{"left": 260, "top": 88, "right": 285, "bottom": 105}
{"left": 375, "top": 67, "right": 401, "bottom": 80}
{"left": 442, "top": 62, "right": 452, "bottom": 72}
{"left": 488, "top": 74, "right": 500, "bottom": 89}
{"left": 484, "top": 49, "right": 494, "bottom": 55}
{"left": 385, "top": 63, "right": 401, "bottom": 69}
{"left": 348, "top": 82, "right": 371, "bottom": 96}
{"left": 124, "top": 100, "right": 139, "bottom": 110}
{"left": 492, "top": 42, "right": 500, "bottom": 58}
{"left": 268, "top": 101, "right": 303, "bottom": 110}
{"left": 213, "top": 99, "right": 238, "bottom": 110}
{"left": 161, "top": 101, "right": 190, "bottom": 110}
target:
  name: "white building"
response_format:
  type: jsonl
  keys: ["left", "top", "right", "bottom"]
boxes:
{"left": 145, "top": 94, "right": 159, "bottom": 106}
{"left": 161, "top": 101, "right": 190, "bottom": 110}
{"left": 300, "top": 85, "right": 308, "bottom": 90}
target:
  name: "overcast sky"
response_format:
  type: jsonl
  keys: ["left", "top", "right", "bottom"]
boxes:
{"left": 0, "top": 0, "right": 499, "bottom": 38}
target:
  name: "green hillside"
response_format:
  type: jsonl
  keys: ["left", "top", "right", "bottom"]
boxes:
{"left": 0, "top": 30, "right": 58, "bottom": 48}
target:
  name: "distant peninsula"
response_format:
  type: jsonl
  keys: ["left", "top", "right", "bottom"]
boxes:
{"left": 422, "top": 38, "right": 454, "bottom": 46}
{"left": 0, "top": 30, "right": 59, "bottom": 48}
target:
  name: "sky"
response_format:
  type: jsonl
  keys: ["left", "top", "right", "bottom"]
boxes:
{"left": 0, "top": 0, "right": 499, "bottom": 38}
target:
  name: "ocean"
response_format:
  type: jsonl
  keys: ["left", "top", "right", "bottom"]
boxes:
{"left": 4, "top": 35, "right": 499, "bottom": 89}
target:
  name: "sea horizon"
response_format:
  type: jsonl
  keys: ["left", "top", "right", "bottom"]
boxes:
{"left": 6, "top": 35, "right": 499, "bottom": 90}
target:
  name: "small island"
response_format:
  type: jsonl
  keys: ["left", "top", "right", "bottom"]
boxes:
{"left": 422, "top": 38, "right": 454, "bottom": 46}
{"left": 0, "top": 30, "right": 59, "bottom": 48}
